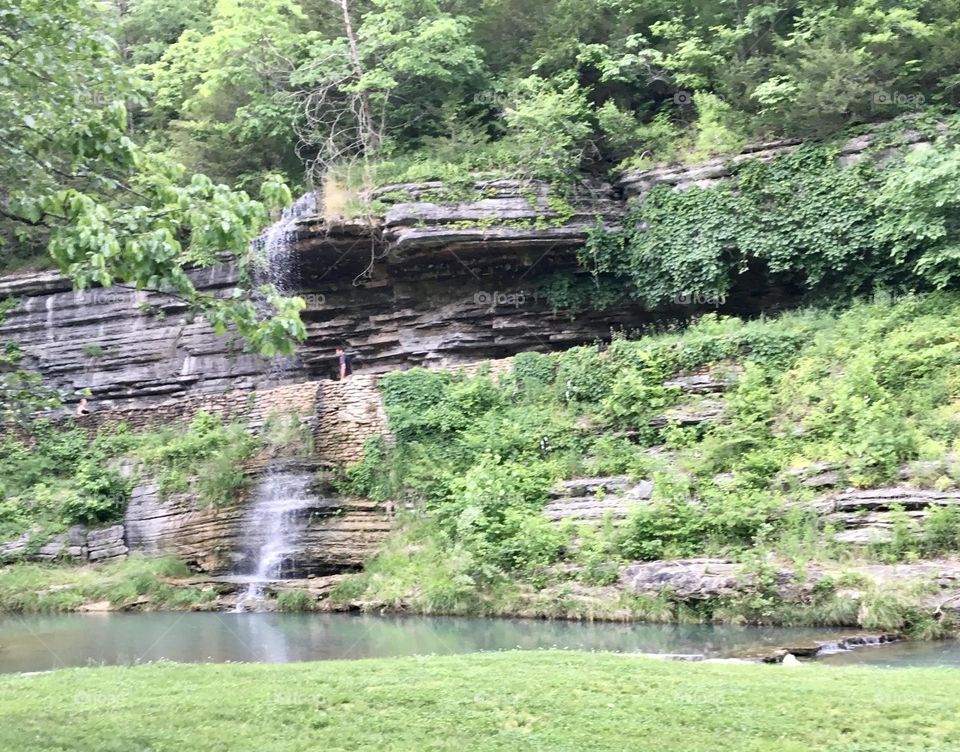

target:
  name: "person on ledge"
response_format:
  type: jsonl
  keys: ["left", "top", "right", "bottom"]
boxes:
{"left": 336, "top": 346, "right": 353, "bottom": 381}
{"left": 75, "top": 397, "right": 91, "bottom": 417}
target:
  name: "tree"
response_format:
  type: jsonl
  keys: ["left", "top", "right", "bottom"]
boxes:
{"left": 0, "top": 0, "right": 304, "bottom": 364}
{"left": 144, "top": 0, "right": 308, "bottom": 188}
{"left": 291, "top": 0, "right": 485, "bottom": 181}
{"left": 875, "top": 144, "right": 960, "bottom": 289}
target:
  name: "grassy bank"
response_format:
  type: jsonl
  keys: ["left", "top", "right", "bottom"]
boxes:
{"left": 2, "top": 652, "right": 959, "bottom": 750}
{"left": 0, "top": 557, "right": 215, "bottom": 613}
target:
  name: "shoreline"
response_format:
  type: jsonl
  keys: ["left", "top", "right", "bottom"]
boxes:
{"left": 5, "top": 553, "right": 960, "bottom": 641}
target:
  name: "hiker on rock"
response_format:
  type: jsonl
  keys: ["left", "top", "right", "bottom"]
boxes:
{"left": 336, "top": 346, "right": 353, "bottom": 381}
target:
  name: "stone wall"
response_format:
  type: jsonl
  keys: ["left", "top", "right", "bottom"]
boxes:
{"left": 0, "top": 524, "right": 127, "bottom": 564}
{"left": 314, "top": 376, "right": 390, "bottom": 466}
{"left": 74, "top": 381, "right": 321, "bottom": 434}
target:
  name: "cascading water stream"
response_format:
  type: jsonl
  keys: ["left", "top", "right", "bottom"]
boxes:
{"left": 232, "top": 192, "right": 321, "bottom": 612}
{"left": 253, "top": 191, "right": 319, "bottom": 382}
{"left": 234, "top": 468, "right": 317, "bottom": 611}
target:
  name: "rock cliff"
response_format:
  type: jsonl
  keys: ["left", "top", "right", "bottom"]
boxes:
{"left": 0, "top": 127, "right": 940, "bottom": 587}
{"left": 2, "top": 126, "right": 929, "bottom": 412}
{"left": 2, "top": 377, "right": 393, "bottom": 575}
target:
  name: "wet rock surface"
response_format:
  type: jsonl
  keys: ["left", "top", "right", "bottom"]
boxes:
{"left": 123, "top": 466, "right": 392, "bottom": 576}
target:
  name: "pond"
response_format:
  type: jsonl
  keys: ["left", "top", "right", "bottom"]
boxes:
{"left": 3, "top": 612, "right": 949, "bottom": 674}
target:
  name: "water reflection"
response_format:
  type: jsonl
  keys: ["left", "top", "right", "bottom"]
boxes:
{"left": 0, "top": 613, "right": 863, "bottom": 674}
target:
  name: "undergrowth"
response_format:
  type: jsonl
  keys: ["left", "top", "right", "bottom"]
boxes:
{"left": 339, "top": 293, "right": 960, "bottom": 623}
{"left": 0, "top": 555, "right": 213, "bottom": 613}
{"left": 0, "top": 411, "right": 263, "bottom": 547}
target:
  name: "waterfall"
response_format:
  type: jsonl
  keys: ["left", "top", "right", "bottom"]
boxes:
{"left": 253, "top": 191, "right": 319, "bottom": 383}
{"left": 256, "top": 190, "right": 319, "bottom": 295}
{"left": 234, "top": 467, "right": 318, "bottom": 611}
{"left": 232, "top": 193, "right": 321, "bottom": 612}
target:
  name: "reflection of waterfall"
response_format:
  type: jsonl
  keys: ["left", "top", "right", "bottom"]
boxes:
{"left": 234, "top": 468, "right": 318, "bottom": 611}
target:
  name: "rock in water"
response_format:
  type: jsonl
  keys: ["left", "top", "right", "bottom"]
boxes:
{"left": 782, "top": 653, "right": 802, "bottom": 667}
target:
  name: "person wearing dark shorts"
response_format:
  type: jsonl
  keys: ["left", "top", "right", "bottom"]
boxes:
{"left": 336, "top": 347, "right": 353, "bottom": 380}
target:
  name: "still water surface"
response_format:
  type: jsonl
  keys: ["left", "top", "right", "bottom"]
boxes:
{"left": 0, "top": 613, "right": 954, "bottom": 673}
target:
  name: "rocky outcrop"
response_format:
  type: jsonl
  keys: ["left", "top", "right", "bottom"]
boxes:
{"left": 618, "top": 556, "right": 960, "bottom": 625}
{"left": 663, "top": 365, "right": 741, "bottom": 394}
{"left": 649, "top": 397, "right": 726, "bottom": 428}
{"left": 0, "top": 123, "right": 939, "bottom": 413}
{"left": 374, "top": 179, "right": 622, "bottom": 258}
{"left": 0, "top": 523, "right": 128, "bottom": 564}
{"left": 2, "top": 373, "right": 393, "bottom": 574}
{"left": 618, "top": 127, "right": 934, "bottom": 202}
{"left": 123, "top": 465, "right": 392, "bottom": 576}
{"left": 618, "top": 139, "right": 803, "bottom": 200}
{"left": 0, "top": 162, "right": 790, "bottom": 413}
{"left": 618, "top": 558, "right": 819, "bottom": 600}
{"left": 544, "top": 476, "right": 653, "bottom": 522}
{"left": 809, "top": 487, "right": 960, "bottom": 544}
{"left": 0, "top": 263, "right": 279, "bottom": 409}
{"left": 0, "top": 177, "right": 654, "bottom": 410}
{"left": 123, "top": 481, "right": 247, "bottom": 572}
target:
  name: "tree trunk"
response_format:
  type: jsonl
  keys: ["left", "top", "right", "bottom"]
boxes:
{"left": 336, "top": 0, "right": 379, "bottom": 153}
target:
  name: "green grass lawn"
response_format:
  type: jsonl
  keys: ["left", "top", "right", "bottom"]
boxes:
{"left": 1, "top": 652, "right": 959, "bottom": 751}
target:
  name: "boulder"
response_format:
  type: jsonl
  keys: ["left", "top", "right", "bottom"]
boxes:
{"left": 620, "top": 558, "right": 746, "bottom": 600}
{"left": 618, "top": 558, "right": 820, "bottom": 600}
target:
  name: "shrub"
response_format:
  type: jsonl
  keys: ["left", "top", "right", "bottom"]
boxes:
{"left": 276, "top": 590, "right": 315, "bottom": 612}
{"left": 921, "top": 506, "right": 960, "bottom": 556}
{"left": 512, "top": 352, "right": 556, "bottom": 395}
{"left": 555, "top": 345, "right": 612, "bottom": 405}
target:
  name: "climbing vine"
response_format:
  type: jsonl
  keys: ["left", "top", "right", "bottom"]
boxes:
{"left": 569, "top": 119, "right": 960, "bottom": 309}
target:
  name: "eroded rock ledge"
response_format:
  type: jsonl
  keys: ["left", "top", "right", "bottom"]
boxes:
{"left": 3, "top": 128, "right": 916, "bottom": 411}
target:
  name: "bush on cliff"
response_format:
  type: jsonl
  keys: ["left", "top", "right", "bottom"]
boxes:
{"left": 343, "top": 293, "right": 960, "bottom": 611}
{"left": 0, "top": 412, "right": 260, "bottom": 546}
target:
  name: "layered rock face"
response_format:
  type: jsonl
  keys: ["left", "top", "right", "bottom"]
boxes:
{"left": 114, "top": 377, "right": 392, "bottom": 574}
{"left": 544, "top": 476, "right": 653, "bottom": 523}
{"left": 810, "top": 487, "right": 960, "bottom": 545}
{"left": 124, "top": 464, "right": 391, "bottom": 576}
{"left": 0, "top": 125, "right": 936, "bottom": 412}
{"left": 0, "top": 157, "right": 805, "bottom": 410}
{"left": 0, "top": 524, "right": 127, "bottom": 564}
{"left": 0, "top": 179, "right": 648, "bottom": 410}
{"left": 0, "top": 128, "right": 938, "bottom": 584}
